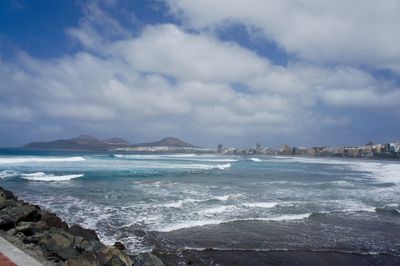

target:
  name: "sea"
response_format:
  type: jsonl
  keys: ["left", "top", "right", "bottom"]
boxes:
{"left": 0, "top": 149, "right": 400, "bottom": 259}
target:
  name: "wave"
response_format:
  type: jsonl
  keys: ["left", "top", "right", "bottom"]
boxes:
{"left": 242, "top": 202, "right": 278, "bottom": 208}
{"left": 249, "top": 158, "right": 261, "bottom": 162}
{"left": 157, "top": 219, "right": 226, "bottom": 232}
{"left": 157, "top": 213, "right": 311, "bottom": 232}
{"left": 114, "top": 154, "right": 238, "bottom": 163}
{"left": 348, "top": 162, "right": 400, "bottom": 184}
{"left": 172, "top": 163, "right": 231, "bottom": 170}
{"left": 0, "top": 170, "right": 19, "bottom": 178}
{"left": 20, "top": 172, "right": 84, "bottom": 181}
{"left": 197, "top": 206, "right": 236, "bottom": 214}
{"left": 213, "top": 194, "right": 243, "bottom": 201}
{"left": 270, "top": 156, "right": 400, "bottom": 184}
{"left": 0, "top": 156, "right": 86, "bottom": 164}
{"left": 160, "top": 198, "right": 202, "bottom": 208}
{"left": 243, "top": 213, "right": 312, "bottom": 222}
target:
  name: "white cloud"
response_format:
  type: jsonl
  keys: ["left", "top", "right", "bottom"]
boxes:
{"left": 1, "top": 1, "right": 400, "bottom": 146}
{"left": 112, "top": 24, "right": 270, "bottom": 83}
{"left": 165, "top": 0, "right": 400, "bottom": 73}
{"left": 321, "top": 88, "right": 400, "bottom": 108}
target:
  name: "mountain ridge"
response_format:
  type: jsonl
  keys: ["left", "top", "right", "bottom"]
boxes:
{"left": 22, "top": 135, "right": 197, "bottom": 151}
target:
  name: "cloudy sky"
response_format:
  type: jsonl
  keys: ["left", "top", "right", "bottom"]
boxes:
{"left": 1, "top": 0, "right": 400, "bottom": 148}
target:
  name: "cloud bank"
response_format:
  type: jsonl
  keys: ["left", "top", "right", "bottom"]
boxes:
{"left": 0, "top": 1, "right": 399, "bottom": 147}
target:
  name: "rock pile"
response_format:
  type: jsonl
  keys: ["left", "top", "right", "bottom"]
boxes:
{"left": 0, "top": 187, "right": 164, "bottom": 266}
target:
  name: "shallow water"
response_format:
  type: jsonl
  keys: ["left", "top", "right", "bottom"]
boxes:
{"left": 0, "top": 149, "right": 399, "bottom": 254}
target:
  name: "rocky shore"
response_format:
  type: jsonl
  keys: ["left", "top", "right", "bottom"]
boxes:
{"left": 2, "top": 185, "right": 400, "bottom": 266}
{"left": 0, "top": 186, "right": 164, "bottom": 266}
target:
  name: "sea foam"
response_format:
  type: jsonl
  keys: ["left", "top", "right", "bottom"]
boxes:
{"left": 21, "top": 172, "right": 84, "bottom": 181}
{"left": 0, "top": 170, "right": 19, "bottom": 178}
{"left": 242, "top": 202, "right": 278, "bottom": 208}
{"left": 0, "top": 156, "right": 86, "bottom": 164}
{"left": 157, "top": 213, "right": 311, "bottom": 232}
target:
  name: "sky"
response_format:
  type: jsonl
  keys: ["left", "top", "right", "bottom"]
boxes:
{"left": 0, "top": 0, "right": 400, "bottom": 148}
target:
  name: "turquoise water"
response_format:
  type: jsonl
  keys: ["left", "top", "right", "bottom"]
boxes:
{"left": 0, "top": 149, "right": 400, "bottom": 253}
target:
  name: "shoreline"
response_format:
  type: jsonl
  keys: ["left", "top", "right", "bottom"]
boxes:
{"left": 1, "top": 185, "right": 400, "bottom": 265}
{"left": 0, "top": 186, "right": 164, "bottom": 266}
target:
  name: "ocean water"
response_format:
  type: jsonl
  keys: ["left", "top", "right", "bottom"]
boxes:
{"left": 0, "top": 149, "right": 400, "bottom": 255}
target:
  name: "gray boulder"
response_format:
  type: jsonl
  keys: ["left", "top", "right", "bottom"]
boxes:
{"left": 14, "top": 221, "right": 48, "bottom": 236}
{"left": 40, "top": 209, "right": 69, "bottom": 229}
{"left": 67, "top": 253, "right": 101, "bottom": 266}
{"left": 133, "top": 253, "right": 165, "bottom": 266}
{"left": 0, "top": 203, "right": 40, "bottom": 230}
{"left": 68, "top": 224, "right": 99, "bottom": 241}
{"left": 97, "top": 246, "right": 133, "bottom": 266}
{"left": 38, "top": 228, "right": 80, "bottom": 260}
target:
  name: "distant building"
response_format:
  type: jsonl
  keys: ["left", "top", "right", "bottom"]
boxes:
{"left": 389, "top": 143, "right": 400, "bottom": 154}
{"left": 281, "top": 144, "right": 292, "bottom": 155}
{"left": 217, "top": 144, "right": 223, "bottom": 153}
{"left": 256, "top": 142, "right": 262, "bottom": 152}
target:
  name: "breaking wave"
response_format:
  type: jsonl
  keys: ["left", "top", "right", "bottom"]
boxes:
{"left": 0, "top": 156, "right": 86, "bottom": 164}
{"left": 20, "top": 172, "right": 84, "bottom": 181}
{"left": 0, "top": 170, "right": 19, "bottom": 178}
{"left": 242, "top": 202, "right": 278, "bottom": 208}
{"left": 157, "top": 213, "right": 311, "bottom": 232}
{"left": 114, "top": 154, "right": 238, "bottom": 163}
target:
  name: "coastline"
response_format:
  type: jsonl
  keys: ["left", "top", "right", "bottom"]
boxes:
{"left": 0, "top": 186, "right": 164, "bottom": 266}
{"left": 1, "top": 185, "right": 400, "bottom": 266}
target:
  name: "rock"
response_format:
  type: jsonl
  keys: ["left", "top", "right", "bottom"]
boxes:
{"left": 97, "top": 246, "right": 133, "bottom": 266}
{"left": 133, "top": 253, "right": 165, "bottom": 266}
{"left": 67, "top": 253, "right": 100, "bottom": 266}
{"left": 113, "top": 241, "right": 126, "bottom": 250}
{"left": 40, "top": 210, "right": 69, "bottom": 229}
{"left": 0, "top": 188, "right": 16, "bottom": 210}
{"left": 0, "top": 187, "right": 16, "bottom": 201}
{"left": 38, "top": 228, "right": 80, "bottom": 260}
{"left": 6, "top": 228, "right": 16, "bottom": 235}
{"left": 23, "top": 232, "right": 46, "bottom": 244}
{"left": 15, "top": 221, "right": 48, "bottom": 236}
{"left": 0, "top": 203, "right": 40, "bottom": 230}
{"left": 68, "top": 224, "right": 99, "bottom": 241}
{"left": 79, "top": 240, "right": 105, "bottom": 254}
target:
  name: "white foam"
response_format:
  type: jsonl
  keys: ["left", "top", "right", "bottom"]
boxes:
{"left": 271, "top": 156, "right": 400, "bottom": 185}
{"left": 331, "top": 181, "right": 355, "bottom": 188}
{"left": 125, "top": 161, "right": 231, "bottom": 170}
{"left": 242, "top": 202, "right": 278, "bottom": 208}
{"left": 197, "top": 205, "right": 235, "bottom": 214}
{"left": 161, "top": 198, "right": 201, "bottom": 208}
{"left": 115, "top": 154, "right": 238, "bottom": 163}
{"left": 157, "top": 213, "right": 311, "bottom": 232}
{"left": 349, "top": 162, "right": 400, "bottom": 184}
{"left": 213, "top": 194, "right": 243, "bottom": 201}
{"left": 244, "top": 213, "right": 311, "bottom": 221}
{"left": 21, "top": 172, "right": 84, "bottom": 181}
{"left": 162, "top": 162, "right": 231, "bottom": 170}
{"left": 157, "top": 219, "right": 225, "bottom": 232}
{"left": 0, "top": 156, "right": 86, "bottom": 164}
{"left": 249, "top": 158, "right": 261, "bottom": 162}
{"left": 0, "top": 170, "right": 19, "bottom": 178}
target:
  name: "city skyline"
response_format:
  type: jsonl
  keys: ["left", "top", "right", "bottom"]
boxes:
{"left": 1, "top": 0, "right": 400, "bottom": 147}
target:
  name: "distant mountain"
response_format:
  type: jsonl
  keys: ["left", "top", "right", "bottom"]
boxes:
{"left": 22, "top": 135, "right": 196, "bottom": 151}
{"left": 23, "top": 135, "right": 129, "bottom": 151}
{"left": 133, "top": 137, "right": 197, "bottom": 148}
